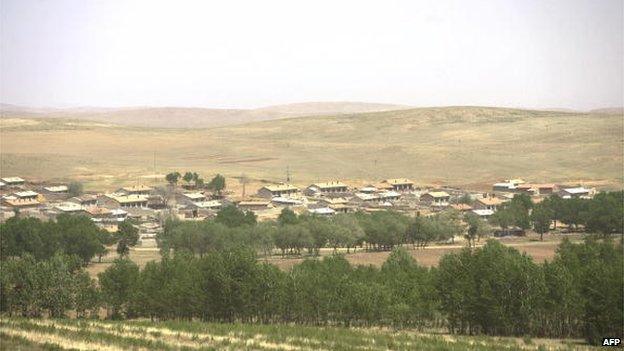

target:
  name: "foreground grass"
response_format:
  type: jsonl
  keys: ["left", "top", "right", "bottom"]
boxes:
{"left": 0, "top": 318, "right": 594, "bottom": 351}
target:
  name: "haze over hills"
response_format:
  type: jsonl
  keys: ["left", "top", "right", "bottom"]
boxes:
{"left": 1, "top": 106, "right": 621, "bottom": 190}
{"left": 0, "top": 101, "right": 410, "bottom": 128}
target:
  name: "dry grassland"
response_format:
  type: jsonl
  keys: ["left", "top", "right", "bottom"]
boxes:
{"left": 1, "top": 107, "right": 622, "bottom": 191}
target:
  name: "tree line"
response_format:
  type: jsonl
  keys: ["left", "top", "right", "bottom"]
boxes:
{"left": 0, "top": 239, "right": 621, "bottom": 345}
{"left": 490, "top": 192, "right": 623, "bottom": 239}
{"left": 0, "top": 214, "right": 140, "bottom": 265}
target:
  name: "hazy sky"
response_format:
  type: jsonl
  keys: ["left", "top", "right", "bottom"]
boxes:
{"left": 1, "top": 0, "right": 622, "bottom": 110}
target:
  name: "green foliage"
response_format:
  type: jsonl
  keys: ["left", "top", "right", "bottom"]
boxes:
{"left": 215, "top": 205, "right": 256, "bottom": 227}
{"left": 98, "top": 258, "right": 140, "bottom": 319}
{"left": 67, "top": 181, "right": 83, "bottom": 197}
{"left": 165, "top": 171, "right": 181, "bottom": 185}
{"left": 531, "top": 203, "right": 552, "bottom": 240}
{"left": 115, "top": 221, "right": 140, "bottom": 257}
{"left": 0, "top": 214, "right": 107, "bottom": 264}
{"left": 207, "top": 174, "right": 226, "bottom": 194}
{"left": 277, "top": 208, "right": 298, "bottom": 225}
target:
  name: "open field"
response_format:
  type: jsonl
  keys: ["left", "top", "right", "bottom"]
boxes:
{"left": 85, "top": 233, "right": 581, "bottom": 277}
{"left": 1, "top": 107, "right": 622, "bottom": 191}
{"left": 0, "top": 318, "right": 597, "bottom": 350}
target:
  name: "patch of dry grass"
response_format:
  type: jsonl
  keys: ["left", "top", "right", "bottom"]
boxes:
{"left": 1, "top": 107, "right": 621, "bottom": 191}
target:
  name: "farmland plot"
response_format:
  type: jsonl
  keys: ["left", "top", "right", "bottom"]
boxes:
{"left": 0, "top": 318, "right": 594, "bottom": 351}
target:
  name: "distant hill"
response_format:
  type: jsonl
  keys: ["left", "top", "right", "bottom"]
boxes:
{"left": 1, "top": 106, "right": 621, "bottom": 190}
{"left": 0, "top": 101, "right": 410, "bottom": 128}
{"left": 589, "top": 107, "right": 623, "bottom": 115}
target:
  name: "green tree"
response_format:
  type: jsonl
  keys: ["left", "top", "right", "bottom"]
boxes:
{"left": 116, "top": 220, "right": 140, "bottom": 257}
{"left": 278, "top": 208, "right": 298, "bottom": 225}
{"left": 531, "top": 203, "right": 552, "bottom": 241}
{"left": 183, "top": 172, "right": 194, "bottom": 186}
{"left": 207, "top": 174, "right": 226, "bottom": 195}
{"left": 98, "top": 258, "right": 140, "bottom": 319}
{"left": 165, "top": 171, "right": 181, "bottom": 185}
{"left": 67, "top": 181, "right": 83, "bottom": 197}
{"left": 215, "top": 205, "right": 256, "bottom": 227}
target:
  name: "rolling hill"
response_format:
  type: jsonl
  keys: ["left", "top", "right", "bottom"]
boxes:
{"left": 0, "top": 101, "right": 410, "bottom": 128}
{"left": 0, "top": 106, "right": 622, "bottom": 190}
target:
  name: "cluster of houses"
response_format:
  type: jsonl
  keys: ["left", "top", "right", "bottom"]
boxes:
{"left": 1, "top": 175, "right": 597, "bottom": 238}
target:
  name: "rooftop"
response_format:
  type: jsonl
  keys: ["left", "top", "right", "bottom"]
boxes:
{"left": 309, "top": 207, "right": 336, "bottom": 215}
{"left": 1, "top": 177, "right": 25, "bottom": 183}
{"left": 192, "top": 200, "right": 222, "bottom": 208}
{"left": 476, "top": 197, "right": 504, "bottom": 206}
{"left": 383, "top": 178, "right": 413, "bottom": 185}
{"left": 106, "top": 193, "right": 150, "bottom": 204}
{"left": 83, "top": 206, "right": 112, "bottom": 216}
{"left": 54, "top": 202, "right": 83, "bottom": 212}
{"left": 44, "top": 185, "right": 68, "bottom": 192}
{"left": 183, "top": 192, "right": 206, "bottom": 200}
{"left": 472, "top": 209, "right": 494, "bottom": 216}
{"left": 562, "top": 187, "right": 591, "bottom": 194}
{"left": 261, "top": 184, "right": 299, "bottom": 192}
{"left": 15, "top": 191, "right": 39, "bottom": 198}
{"left": 122, "top": 185, "right": 153, "bottom": 192}
{"left": 425, "top": 191, "right": 450, "bottom": 198}
{"left": 310, "top": 181, "right": 347, "bottom": 189}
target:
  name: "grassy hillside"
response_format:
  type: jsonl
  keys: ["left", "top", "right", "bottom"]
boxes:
{"left": 0, "top": 318, "right": 595, "bottom": 350}
{"left": 0, "top": 101, "right": 410, "bottom": 128}
{"left": 0, "top": 106, "right": 621, "bottom": 190}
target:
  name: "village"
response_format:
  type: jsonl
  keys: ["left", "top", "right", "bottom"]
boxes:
{"left": 0, "top": 173, "right": 597, "bottom": 243}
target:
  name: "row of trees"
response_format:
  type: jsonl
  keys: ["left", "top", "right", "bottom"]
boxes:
{"left": 1, "top": 239, "right": 620, "bottom": 345}
{"left": 159, "top": 207, "right": 483, "bottom": 258}
{"left": 0, "top": 214, "right": 139, "bottom": 264}
{"left": 490, "top": 192, "right": 623, "bottom": 240}
{"left": 165, "top": 171, "right": 226, "bottom": 194}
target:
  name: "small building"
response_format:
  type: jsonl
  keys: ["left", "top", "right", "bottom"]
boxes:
{"left": 450, "top": 203, "right": 473, "bottom": 212}
{"left": 318, "top": 197, "right": 349, "bottom": 207}
{"left": 44, "top": 185, "right": 68, "bottom": 194}
{"left": 1, "top": 177, "right": 25, "bottom": 186}
{"left": 3, "top": 191, "right": 41, "bottom": 208}
{"left": 83, "top": 206, "right": 112, "bottom": 219}
{"left": 271, "top": 197, "right": 303, "bottom": 206}
{"left": 69, "top": 194, "right": 98, "bottom": 207}
{"left": 534, "top": 184, "right": 557, "bottom": 195}
{"left": 121, "top": 185, "right": 153, "bottom": 195}
{"left": 54, "top": 202, "right": 83, "bottom": 213}
{"left": 352, "top": 192, "right": 380, "bottom": 203}
{"left": 257, "top": 184, "right": 299, "bottom": 198}
{"left": 359, "top": 185, "right": 377, "bottom": 194}
{"left": 238, "top": 200, "right": 272, "bottom": 211}
{"left": 381, "top": 178, "right": 414, "bottom": 192}
{"left": 378, "top": 190, "right": 401, "bottom": 201}
{"left": 308, "top": 207, "right": 336, "bottom": 216}
{"left": 559, "top": 187, "right": 592, "bottom": 199}
{"left": 515, "top": 184, "right": 537, "bottom": 195}
{"left": 305, "top": 181, "right": 348, "bottom": 196}
{"left": 492, "top": 182, "right": 515, "bottom": 192}
{"left": 105, "top": 193, "right": 149, "bottom": 208}
{"left": 472, "top": 209, "right": 494, "bottom": 219}
{"left": 473, "top": 196, "right": 504, "bottom": 211}
{"left": 420, "top": 191, "right": 451, "bottom": 207}
{"left": 182, "top": 192, "right": 206, "bottom": 202}
{"left": 191, "top": 200, "right": 222, "bottom": 210}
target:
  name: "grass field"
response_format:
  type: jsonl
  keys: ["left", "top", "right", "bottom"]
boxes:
{"left": 0, "top": 318, "right": 596, "bottom": 350}
{"left": 1, "top": 107, "right": 622, "bottom": 191}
